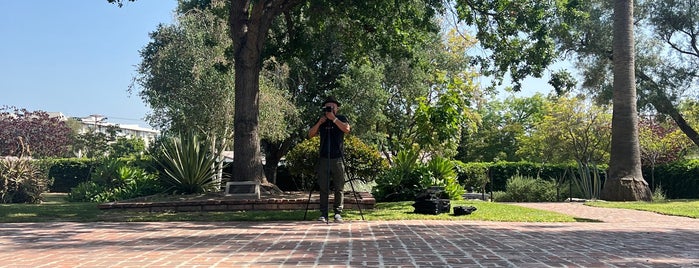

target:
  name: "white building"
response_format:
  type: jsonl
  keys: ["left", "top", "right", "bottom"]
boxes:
{"left": 75, "top": 114, "right": 160, "bottom": 148}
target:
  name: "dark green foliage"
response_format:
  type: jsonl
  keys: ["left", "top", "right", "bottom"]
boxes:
{"left": 342, "top": 135, "right": 390, "bottom": 183}
{"left": 373, "top": 149, "right": 465, "bottom": 202}
{"left": 0, "top": 157, "right": 50, "bottom": 203}
{"left": 495, "top": 174, "right": 559, "bottom": 202}
{"left": 283, "top": 137, "right": 319, "bottom": 191}
{"left": 273, "top": 164, "right": 308, "bottom": 191}
{"left": 643, "top": 160, "right": 699, "bottom": 199}
{"left": 90, "top": 158, "right": 124, "bottom": 188}
{"left": 48, "top": 158, "right": 95, "bottom": 192}
{"left": 151, "top": 132, "right": 219, "bottom": 194}
{"left": 454, "top": 161, "right": 489, "bottom": 192}
{"left": 67, "top": 159, "right": 163, "bottom": 203}
{"left": 453, "top": 161, "right": 605, "bottom": 196}
{"left": 372, "top": 149, "right": 423, "bottom": 202}
{"left": 110, "top": 137, "right": 147, "bottom": 158}
{"left": 285, "top": 135, "right": 389, "bottom": 191}
{"left": 569, "top": 162, "right": 605, "bottom": 200}
{"left": 423, "top": 157, "right": 465, "bottom": 200}
{"left": 66, "top": 181, "right": 104, "bottom": 202}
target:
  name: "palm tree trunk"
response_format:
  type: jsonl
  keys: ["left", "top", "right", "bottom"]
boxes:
{"left": 601, "top": 0, "right": 651, "bottom": 201}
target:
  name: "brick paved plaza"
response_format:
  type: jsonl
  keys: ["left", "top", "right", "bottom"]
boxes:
{"left": 1, "top": 203, "right": 697, "bottom": 267}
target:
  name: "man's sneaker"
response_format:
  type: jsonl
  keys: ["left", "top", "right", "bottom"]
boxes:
{"left": 317, "top": 216, "right": 328, "bottom": 223}
{"left": 333, "top": 214, "right": 343, "bottom": 223}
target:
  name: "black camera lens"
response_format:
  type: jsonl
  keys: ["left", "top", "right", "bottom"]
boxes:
{"left": 322, "top": 106, "right": 333, "bottom": 112}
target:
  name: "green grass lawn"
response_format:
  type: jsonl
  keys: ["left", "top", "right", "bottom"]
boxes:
{"left": 585, "top": 200, "right": 699, "bottom": 219}
{"left": 0, "top": 193, "right": 583, "bottom": 223}
{"left": 2, "top": 193, "right": 696, "bottom": 223}
{"left": 0, "top": 195, "right": 103, "bottom": 222}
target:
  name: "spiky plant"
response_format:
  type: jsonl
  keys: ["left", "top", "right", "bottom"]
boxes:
{"left": 152, "top": 132, "right": 219, "bottom": 194}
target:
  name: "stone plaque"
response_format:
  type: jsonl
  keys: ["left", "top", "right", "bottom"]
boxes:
{"left": 225, "top": 181, "right": 260, "bottom": 199}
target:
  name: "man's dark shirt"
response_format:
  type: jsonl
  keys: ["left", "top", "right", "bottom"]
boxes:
{"left": 318, "top": 115, "right": 348, "bottom": 159}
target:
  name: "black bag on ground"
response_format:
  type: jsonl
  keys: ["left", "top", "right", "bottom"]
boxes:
{"left": 412, "top": 186, "right": 451, "bottom": 215}
{"left": 453, "top": 205, "right": 477, "bottom": 216}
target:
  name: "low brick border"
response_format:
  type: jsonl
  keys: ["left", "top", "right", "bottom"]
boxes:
{"left": 97, "top": 191, "right": 375, "bottom": 213}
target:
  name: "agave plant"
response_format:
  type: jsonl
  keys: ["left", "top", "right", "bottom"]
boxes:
{"left": 152, "top": 132, "right": 220, "bottom": 194}
{"left": 569, "top": 161, "right": 604, "bottom": 200}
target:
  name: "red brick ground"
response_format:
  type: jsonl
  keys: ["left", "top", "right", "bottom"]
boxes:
{"left": 1, "top": 203, "right": 697, "bottom": 267}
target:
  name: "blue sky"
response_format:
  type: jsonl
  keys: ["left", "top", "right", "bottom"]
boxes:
{"left": 0, "top": 1, "right": 178, "bottom": 128}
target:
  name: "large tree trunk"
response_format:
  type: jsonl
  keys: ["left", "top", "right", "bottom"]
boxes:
{"left": 228, "top": 1, "right": 302, "bottom": 186}
{"left": 229, "top": 1, "right": 267, "bottom": 184}
{"left": 262, "top": 138, "right": 294, "bottom": 184}
{"left": 232, "top": 58, "right": 268, "bottom": 183}
{"left": 602, "top": 0, "right": 651, "bottom": 201}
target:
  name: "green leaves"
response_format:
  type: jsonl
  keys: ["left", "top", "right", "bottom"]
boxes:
{"left": 453, "top": 0, "right": 576, "bottom": 90}
{"left": 152, "top": 132, "right": 219, "bottom": 194}
{"left": 285, "top": 135, "right": 388, "bottom": 186}
{"left": 0, "top": 157, "right": 49, "bottom": 204}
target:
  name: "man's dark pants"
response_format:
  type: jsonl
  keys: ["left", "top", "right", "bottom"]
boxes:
{"left": 317, "top": 157, "right": 345, "bottom": 217}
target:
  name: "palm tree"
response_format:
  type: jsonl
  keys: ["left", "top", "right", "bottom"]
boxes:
{"left": 601, "top": 0, "right": 651, "bottom": 201}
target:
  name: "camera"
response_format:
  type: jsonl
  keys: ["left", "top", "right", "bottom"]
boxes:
{"left": 321, "top": 106, "right": 333, "bottom": 112}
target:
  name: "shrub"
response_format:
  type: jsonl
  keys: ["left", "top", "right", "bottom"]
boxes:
{"left": 644, "top": 160, "right": 699, "bottom": 199}
{"left": 372, "top": 148, "right": 423, "bottom": 201}
{"left": 67, "top": 181, "right": 105, "bottom": 202}
{"left": 67, "top": 164, "right": 162, "bottom": 203}
{"left": 151, "top": 132, "right": 219, "bottom": 194}
{"left": 91, "top": 157, "right": 125, "bottom": 188}
{"left": 454, "top": 161, "right": 489, "bottom": 192}
{"left": 422, "top": 157, "right": 464, "bottom": 200}
{"left": 285, "top": 135, "right": 388, "bottom": 191}
{"left": 569, "top": 161, "right": 604, "bottom": 200}
{"left": 48, "top": 158, "right": 94, "bottom": 192}
{"left": 652, "top": 184, "right": 667, "bottom": 202}
{"left": 0, "top": 157, "right": 50, "bottom": 203}
{"left": 495, "top": 174, "right": 558, "bottom": 202}
{"left": 373, "top": 149, "right": 465, "bottom": 201}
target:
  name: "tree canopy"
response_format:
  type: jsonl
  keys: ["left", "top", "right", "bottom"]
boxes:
{"left": 0, "top": 107, "right": 73, "bottom": 158}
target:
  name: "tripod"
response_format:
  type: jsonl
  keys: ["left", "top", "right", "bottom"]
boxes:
{"left": 303, "top": 119, "right": 365, "bottom": 222}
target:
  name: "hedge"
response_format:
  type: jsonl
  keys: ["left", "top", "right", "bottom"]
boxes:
{"left": 48, "top": 158, "right": 95, "bottom": 192}
{"left": 456, "top": 161, "right": 699, "bottom": 199}
{"left": 643, "top": 159, "right": 699, "bottom": 199}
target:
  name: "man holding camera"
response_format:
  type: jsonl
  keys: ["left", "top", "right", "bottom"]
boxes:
{"left": 308, "top": 96, "right": 351, "bottom": 223}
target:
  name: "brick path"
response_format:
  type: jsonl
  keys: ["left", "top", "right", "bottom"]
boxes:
{"left": 1, "top": 203, "right": 697, "bottom": 267}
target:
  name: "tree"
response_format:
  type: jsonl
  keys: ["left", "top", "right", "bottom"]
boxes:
{"left": 136, "top": 5, "right": 236, "bottom": 163}
{"left": 111, "top": 0, "right": 449, "bottom": 185}
{"left": 349, "top": 28, "right": 481, "bottom": 162}
{"left": 452, "top": 0, "right": 580, "bottom": 91}
{"left": 638, "top": 114, "right": 692, "bottom": 190}
{"left": 458, "top": 94, "right": 546, "bottom": 162}
{"left": 73, "top": 125, "right": 120, "bottom": 158}
{"left": 229, "top": 0, "right": 442, "bottom": 184}
{"left": 600, "top": 0, "right": 651, "bottom": 201}
{"left": 516, "top": 95, "right": 611, "bottom": 164}
{"left": 135, "top": 4, "right": 297, "bottom": 186}
{"left": 559, "top": 0, "right": 699, "bottom": 149}
{"left": 640, "top": 0, "right": 699, "bottom": 147}
{"left": 448, "top": 0, "right": 653, "bottom": 200}
{"left": 0, "top": 106, "right": 72, "bottom": 158}
{"left": 110, "top": 136, "right": 146, "bottom": 158}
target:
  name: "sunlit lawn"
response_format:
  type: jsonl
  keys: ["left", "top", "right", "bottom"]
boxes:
{"left": 0, "top": 194, "right": 584, "bottom": 223}
{"left": 585, "top": 200, "right": 699, "bottom": 219}
{"left": 5, "top": 193, "right": 696, "bottom": 223}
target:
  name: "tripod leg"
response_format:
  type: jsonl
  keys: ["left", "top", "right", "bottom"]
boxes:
{"left": 303, "top": 186, "right": 313, "bottom": 221}
{"left": 348, "top": 178, "right": 365, "bottom": 221}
